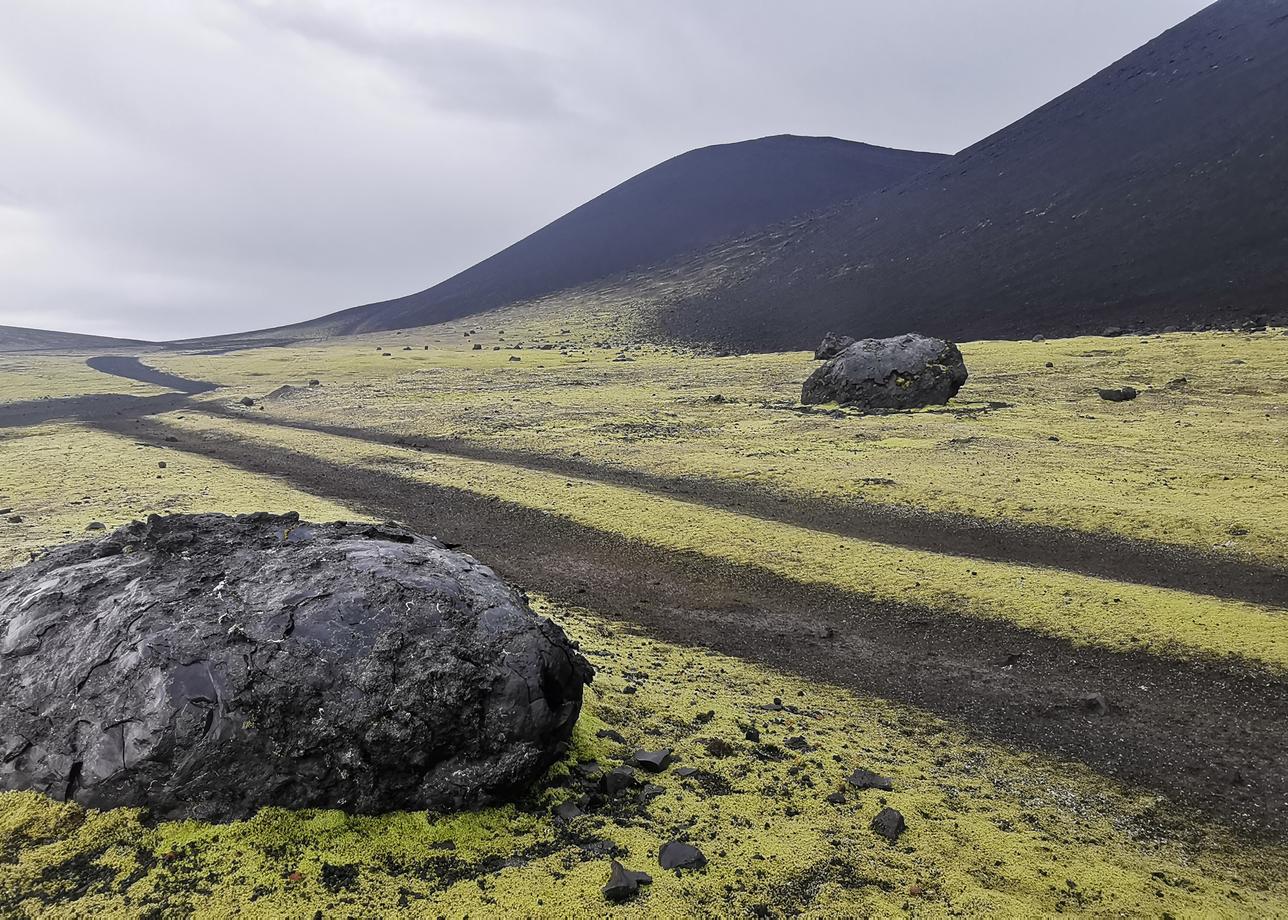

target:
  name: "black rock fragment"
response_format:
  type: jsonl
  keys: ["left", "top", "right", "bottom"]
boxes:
{"left": 554, "top": 801, "right": 584, "bottom": 823}
{"left": 659, "top": 840, "right": 707, "bottom": 871}
{"left": 603, "top": 860, "right": 653, "bottom": 902}
{"left": 846, "top": 768, "right": 894, "bottom": 791}
{"left": 871, "top": 807, "right": 906, "bottom": 842}
{"left": 604, "top": 766, "right": 637, "bottom": 796}
{"left": 1097, "top": 386, "right": 1138, "bottom": 401}
{"left": 631, "top": 749, "right": 672, "bottom": 772}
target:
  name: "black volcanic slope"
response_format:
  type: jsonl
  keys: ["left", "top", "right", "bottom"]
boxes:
{"left": 250, "top": 135, "right": 946, "bottom": 339}
{"left": 658, "top": 0, "right": 1288, "bottom": 349}
{"left": 0, "top": 325, "right": 147, "bottom": 353}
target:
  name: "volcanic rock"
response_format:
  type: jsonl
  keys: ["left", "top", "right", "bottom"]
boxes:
{"left": 801, "top": 334, "right": 968, "bottom": 409}
{"left": 846, "top": 768, "right": 894, "bottom": 791}
{"left": 872, "top": 807, "right": 906, "bottom": 841}
{"left": 604, "top": 765, "right": 637, "bottom": 796}
{"left": 814, "top": 332, "right": 857, "bottom": 360}
{"left": 1098, "top": 386, "right": 1138, "bottom": 402}
{"left": 0, "top": 512, "right": 592, "bottom": 820}
{"left": 659, "top": 840, "right": 707, "bottom": 871}
{"left": 631, "top": 749, "right": 672, "bottom": 773}
{"left": 603, "top": 860, "right": 653, "bottom": 902}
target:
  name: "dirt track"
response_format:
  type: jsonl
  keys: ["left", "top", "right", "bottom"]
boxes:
{"left": 88, "top": 409, "right": 1288, "bottom": 839}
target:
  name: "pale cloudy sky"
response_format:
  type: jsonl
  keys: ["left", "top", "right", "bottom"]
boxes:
{"left": 0, "top": 0, "right": 1212, "bottom": 340}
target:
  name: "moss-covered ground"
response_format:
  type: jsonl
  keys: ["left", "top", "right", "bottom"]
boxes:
{"left": 149, "top": 322, "right": 1288, "bottom": 565}
{"left": 153, "top": 409, "right": 1288, "bottom": 670}
{"left": 4, "top": 597, "right": 1287, "bottom": 918}
{"left": 0, "top": 354, "right": 164, "bottom": 404}
{"left": 0, "top": 323, "right": 1285, "bottom": 916}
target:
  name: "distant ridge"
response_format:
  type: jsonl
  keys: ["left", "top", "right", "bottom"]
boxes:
{"left": 658, "top": 0, "right": 1288, "bottom": 348}
{"left": 0, "top": 324, "right": 148, "bottom": 353}
{"left": 208, "top": 135, "right": 946, "bottom": 343}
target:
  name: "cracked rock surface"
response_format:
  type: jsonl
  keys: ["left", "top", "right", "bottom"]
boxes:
{"left": 0, "top": 512, "right": 592, "bottom": 821}
{"left": 801, "top": 333, "right": 968, "bottom": 409}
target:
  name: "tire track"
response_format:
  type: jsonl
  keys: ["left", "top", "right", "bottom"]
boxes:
{"left": 94, "top": 412, "right": 1288, "bottom": 838}
{"left": 191, "top": 403, "right": 1288, "bottom": 608}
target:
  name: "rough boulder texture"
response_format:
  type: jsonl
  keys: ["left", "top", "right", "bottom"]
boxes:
{"left": 0, "top": 512, "right": 593, "bottom": 821}
{"left": 813, "top": 331, "right": 857, "bottom": 360}
{"left": 801, "top": 333, "right": 968, "bottom": 409}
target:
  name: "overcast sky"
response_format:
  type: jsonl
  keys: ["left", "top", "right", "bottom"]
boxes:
{"left": 0, "top": 0, "right": 1212, "bottom": 340}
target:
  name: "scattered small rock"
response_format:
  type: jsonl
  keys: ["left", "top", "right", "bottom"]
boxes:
{"left": 7, "top": 515, "right": 23, "bottom": 524}
{"left": 309, "top": 379, "right": 321, "bottom": 386}
{"left": 1081, "top": 692, "right": 1110, "bottom": 717}
{"left": 602, "top": 860, "right": 652, "bottom": 902}
{"left": 554, "top": 801, "right": 583, "bottom": 823}
{"left": 595, "top": 728, "right": 626, "bottom": 744}
{"left": 814, "top": 332, "right": 857, "bottom": 360}
{"left": 846, "top": 768, "right": 894, "bottom": 791}
{"left": 1044, "top": 362, "right": 1054, "bottom": 368}
{"left": 164, "top": 436, "right": 179, "bottom": 443}
{"left": 1097, "top": 386, "right": 1138, "bottom": 402}
{"left": 703, "top": 738, "right": 735, "bottom": 758}
{"left": 659, "top": 840, "right": 707, "bottom": 871}
{"left": 472, "top": 343, "right": 482, "bottom": 350}
{"left": 743, "top": 728, "right": 761, "bottom": 742}
{"left": 825, "top": 791, "right": 847, "bottom": 805}
{"left": 604, "top": 765, "right": 637, "bottom": 796}
{"left": 631, "top": 749, "right": 672, "bottom": 773}
{"left": 509, "top": 356, "right": 521, "bottom": 362}
{"left": 158, "top": 461, "right": 167, "bottom": 469}
{"left": 239, "top": 397, "right": 255, "bottom": 407}
{"left": 871, "top": 807, "right": 906, "bottom": 842}
{"left": 85, "top": 522, "right": 106, "bottom": 531}
{"left": 675, "top": 767, "right": 698, "bottom": 778}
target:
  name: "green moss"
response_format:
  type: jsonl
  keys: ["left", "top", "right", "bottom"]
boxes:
{"left": 0, "top": 355, "right": 165, "bottom": 404}
{"left": 150, "top": 327, "right": 1288, "bottom": 564}
{"left": 0, "top": 423, "right": 357, "bottom": 567}
{"left": 160, "top": 411, "right": 1288, "bottom": 670}
{"left": 2, "top": 602, "right": 1285, "bottom": 917}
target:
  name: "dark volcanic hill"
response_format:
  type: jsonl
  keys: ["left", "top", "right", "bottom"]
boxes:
{"left": 658, "top": 0, "right": 1288, "bottom": 348}
{"left": 243, "top": 135, "right": 947, "bottom": 339}
{"left": 0, "top": 325, "right": 148, "bottom": 353}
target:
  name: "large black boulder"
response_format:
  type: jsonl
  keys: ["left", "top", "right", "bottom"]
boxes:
{"left": 0, "top": 512, "right": 592, "bottom": 820}
{"left": 801, "top": 333, "right": 968, "bottom": 409}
